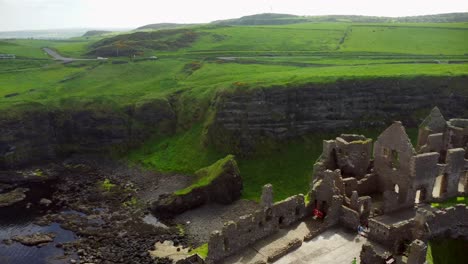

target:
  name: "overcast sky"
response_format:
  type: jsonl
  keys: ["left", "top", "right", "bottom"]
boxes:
{"left": 1, "top": 0, "right": 468, "bottom": 31}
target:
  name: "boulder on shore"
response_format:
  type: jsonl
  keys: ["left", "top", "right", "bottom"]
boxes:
{"left": 0, "top": 188, "right": 29, "bottom": 207}
{"left": 12, "top": 232, "right": 56, "bottom": 246}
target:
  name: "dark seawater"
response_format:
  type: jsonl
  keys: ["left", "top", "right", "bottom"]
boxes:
{"left": 0, "top": 184, "right": 77, "bottom": 264}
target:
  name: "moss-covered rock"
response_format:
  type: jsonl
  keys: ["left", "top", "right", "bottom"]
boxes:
{"left": 151, "top": 155, "right": 242, "bottom": 217}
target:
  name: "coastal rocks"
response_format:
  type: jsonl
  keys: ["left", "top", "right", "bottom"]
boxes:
{"left": 0, "top": 159, "right": 185, "bottom": 264}
{"left": 151, "top": 155, "right": 242, "bottom": 217}
{"left": 0, "top": 166, "right": 59, "bottom": 185}
{"left": 0, "top": 187, "right": 28, "bottom": 207}
{"left": 40, "top": 198, "right": 52, "bottom": 207}
{"left": 12, "top": 232, "right": 56, "bottom": 246}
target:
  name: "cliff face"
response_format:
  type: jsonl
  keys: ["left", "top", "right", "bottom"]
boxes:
{"left": 1, "top": 76, "right": 467, "bottom": 168}
{"left": 208, "top": 77, "right": 468, "bottom": 153}
{"left": 0, "top": 99, "right": 177, "bottom": 169}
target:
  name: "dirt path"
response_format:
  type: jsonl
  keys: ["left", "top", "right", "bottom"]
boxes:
{"left": 43, "top": 48, "right": 97, "bottom": 62}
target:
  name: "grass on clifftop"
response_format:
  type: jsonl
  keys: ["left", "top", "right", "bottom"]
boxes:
{"left": 174, "top": 154, "right": 237, "bottom": 195}
{"left": 1, "top": 21, "right": 468, "bottom": 109}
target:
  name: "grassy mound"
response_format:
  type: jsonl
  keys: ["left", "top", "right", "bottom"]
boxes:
{"left": 174, "top": 154, "right": 238, "bottom": 195}
{"left": 88, "top": 29, "right": 198, "bottom": 57}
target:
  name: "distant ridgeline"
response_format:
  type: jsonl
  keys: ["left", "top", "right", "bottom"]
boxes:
{"left": 135, "top": 12, "right": 468, "bottom": 29}
{"left": 82, "top": 30, "right": 112, "bottom": 37}
{"left": 208, "top": 12, "right": 468, "bottom": 26}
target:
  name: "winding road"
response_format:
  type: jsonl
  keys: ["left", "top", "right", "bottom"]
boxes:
{"left": 43, "top": 48, "right": 97, "bottom": 62}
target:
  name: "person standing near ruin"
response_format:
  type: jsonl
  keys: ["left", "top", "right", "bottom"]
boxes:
{"left": 352, "top": 257, "right": 357, "bottom": 264}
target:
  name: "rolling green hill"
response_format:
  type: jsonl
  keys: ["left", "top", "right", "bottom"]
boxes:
{"left": 1, "top": 15, "right": 468, "bottom": 201}
{"left": 210, "top": 12, "right": 468, "bottom": 26}
{"left": 136, "top": 23, "right": 199, "bottom": 31}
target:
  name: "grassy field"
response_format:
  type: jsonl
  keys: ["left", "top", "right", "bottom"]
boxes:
{"left": 341, "top": 25, "right": 468, "bottom": 55}
{"left": 1, "top": 20, "right": 468, "bottom": 200}
{"left": 3, "top": 57, "right": 466, "bottom": 110}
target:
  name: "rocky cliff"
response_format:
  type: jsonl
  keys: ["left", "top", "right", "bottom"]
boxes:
{"left": 1, "top": 76, "right": 467, "bottom": 168}
{"left": 0, "top": 99, "right": 176, "bottom": 168}
{"left": 207, "top": 76, "right": 468, "bottom": 153}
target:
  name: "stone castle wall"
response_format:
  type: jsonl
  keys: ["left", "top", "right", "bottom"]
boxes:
{"left": 339, "top": 205, "right": 360, "bottom": 230}
{"left": 205, "top": 195, "right": 307, "bottom": 263}
{"left": 416, "top": 204, "right": 468, "bottom": 241}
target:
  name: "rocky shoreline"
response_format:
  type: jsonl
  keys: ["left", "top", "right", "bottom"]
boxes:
{"left": 0, "top": 157, "right": 193, "bottom": 264}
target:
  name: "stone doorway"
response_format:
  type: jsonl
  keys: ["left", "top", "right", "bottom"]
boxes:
{"left": 415, "top": 188, "right": 427, "bottom": 204}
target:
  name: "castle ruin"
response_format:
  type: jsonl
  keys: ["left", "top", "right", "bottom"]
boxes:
{"left": 186, "top": 107, "right": 468, "bottom": 264}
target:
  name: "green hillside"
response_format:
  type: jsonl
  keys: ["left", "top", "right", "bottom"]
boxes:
{"left": 1, "top": 17, "right": 468, "bottom": 200}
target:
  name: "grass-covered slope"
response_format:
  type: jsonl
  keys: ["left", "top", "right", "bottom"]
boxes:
{"left": 1, "top": 17, "right": 468, "bottom": 200}
{"left": 88, "top": 29, "right": 198, "bottom": 57}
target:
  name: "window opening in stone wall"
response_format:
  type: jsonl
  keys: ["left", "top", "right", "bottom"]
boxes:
{"left": 394, "top": 184, "right": 400, "bottom": 194}
{"left": 440, "top": 173, "right": 448, "bottom": 194}
{"left": 458, "top": 171, "right": 467, "bottom": 193}
{"left": 278, "top": 216, "right": 284, "bottom": 225}
{"left": 265, "top": 208, "right": 272, "bottom": 221}
{"left": 391, "top": 150, "right": 399, "bottom": 168}
{"left": 439, "top": 150, "right": 447, "bottom": 164}
{"left": 223, "top": 238, "right": 229, "bottom": 252}
{"left": 321, "top": 201, "right": 328, "bottom": 214}
{"left": 383, "top": 148, "right": 389, "bottom": 157}
{"left": 432, "top": 175, "right": 443, "bottom": 198}
{"left": 414, "top": 188, "right": 426, "bottom": 204}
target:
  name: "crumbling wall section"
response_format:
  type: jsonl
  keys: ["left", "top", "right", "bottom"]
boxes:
{"left": 417, "top": 107, "right": 447, "bottom": 149}
{"left": 360, "top": 244, "right": 387, "bottom": 264}
{"left": 367, "top": 217, "right": 414, "bottom": 251}
{"left": 374, "top": 122, "right": 416, "bottom": 193}
{"left": 357, "top": 173, "right": 379, "bottom": 195}
{"left": 334, "top": 135, "right": 372, "bottom": 178}
{"left": 340, "top": 205, "right": 360, "bottom": 230}
{"left": 443, "top": 148, "right": 465, "bottom": 198}
{"left": 447, "top": 119, "right": 468, "bottom": 153}
{"left": 424, "top": 205, "right": 468, "bottom": 240}
{"left": 411, "top": 152, "right": 439, "bottom": 202}
{"left": 206, "top": 194, "right": 306, "bottom": 263}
